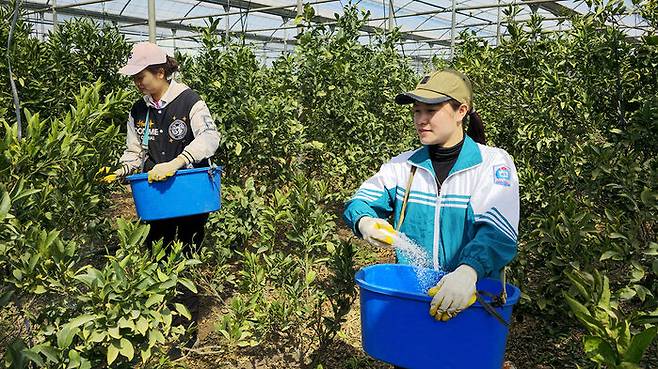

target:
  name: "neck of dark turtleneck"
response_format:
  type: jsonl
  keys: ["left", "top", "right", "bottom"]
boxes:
{"left": 428, "top": 138, "right": 464, "bottom": 186}
{"left": 429, "top": 138, "right": 464, "bottom": 161}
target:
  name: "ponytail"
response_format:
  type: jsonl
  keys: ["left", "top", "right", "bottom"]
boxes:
{"left": 467, "top": 109, "right": 486, "bottom": 145}
{"left": 447, "top": 99, "right": 487, "bottom": 145}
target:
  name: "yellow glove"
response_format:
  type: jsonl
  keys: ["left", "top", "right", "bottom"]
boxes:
{"left": 357, "top": 216, "right": 397, "bottom": 248}
{"left": 98, "top": 165, "right": 130, "bottom": 183}
{"left": 428, "top": 265, "right": 478, "bottom": 321}
{"left": 147, "top": 156, "right": 188, "bottom": 183}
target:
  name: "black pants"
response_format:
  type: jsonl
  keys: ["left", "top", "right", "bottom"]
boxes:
{"left": 145, "top": 213, "right": 208, "bottom": 332}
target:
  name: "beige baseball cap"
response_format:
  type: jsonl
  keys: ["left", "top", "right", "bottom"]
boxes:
{"left": 395, "top": 69, "right": 473, "bottom": 108}
{"left": 118, "top": 42, "right": 167, "bottom": 76}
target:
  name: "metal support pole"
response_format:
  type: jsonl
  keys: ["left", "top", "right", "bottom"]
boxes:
{"left": 282, "top": 16, "right": 288, "bottom": 52}
{"left": 450, "top": 0, "right": 456, "bottom": 59}
{"left": 297, "top": 0, "right": 302, "bottom": 34}
{"left": 52, "top": 0, "right": 57, "bottom": 32}
{"left": 388, "top": 0, "right": 395, "bottom": 31}
{"left": 40, "top": 11, "right": 45, "bottom": 40}
{"left": 172, "top": 29, "right": 176, "bottom": 52}
{"left": 148, "top": 0, "right": 156, "bottom": 43}
{"left": 496, "top": 0, "right": 501, "bottom": 44}
{"left": 223, "top": 5, "right": 230, "bottom": 42}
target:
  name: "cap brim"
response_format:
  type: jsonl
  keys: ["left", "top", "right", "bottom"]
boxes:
{"left": 395, "top": 90, "right": 452, "bottom": 105}
{"left": 118, "top": 64, "right": 147, "bottom": 76}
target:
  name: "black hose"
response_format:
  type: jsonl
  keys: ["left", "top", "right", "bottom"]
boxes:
{"left": 7, "top": 0, "right": 23, "bottom": 141}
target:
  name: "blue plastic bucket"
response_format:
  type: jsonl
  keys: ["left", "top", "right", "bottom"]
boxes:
{"left": 126, "top": 166, "right": 221, "bottom": 221}
{"left": 355, "top": 264, "right": 520, "bottom": 369}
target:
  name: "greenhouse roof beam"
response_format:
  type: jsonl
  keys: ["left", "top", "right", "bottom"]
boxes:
{"left": 196, "top": 0, "right": 452, "bottom": 46}
{"left": 23, "top": 0, "right": 111, "bottom": 16}
{"left": 521, "top": 0, "right": 580, "bottom": 17}
{"left": 11, "top": 0, "right": 302, "bottom": 46}
{"left": 11, "top": 0, "right": 200, "bottom": 33}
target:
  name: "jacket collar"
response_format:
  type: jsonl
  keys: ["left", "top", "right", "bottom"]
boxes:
{"left": 143, "top": 80, "right": 188, "bottom": 109}
{"left": 408, "top": 135, "right": 483, "bottom": 179}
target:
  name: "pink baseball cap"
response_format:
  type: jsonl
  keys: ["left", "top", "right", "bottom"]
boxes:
{"left": 118, "top": 42, "right": 168, "bottom": 76}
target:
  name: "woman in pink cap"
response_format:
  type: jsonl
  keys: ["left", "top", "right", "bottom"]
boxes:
{"left": 107, "top": 42, "right": 220, "bottom": 343}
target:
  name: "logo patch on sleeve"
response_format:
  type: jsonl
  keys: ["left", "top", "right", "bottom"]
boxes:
{"left": 493, "top": 165, "right": 512, "bottom": 187}
{"left": 168, "top": 120, "right": 188, "bottom": 140}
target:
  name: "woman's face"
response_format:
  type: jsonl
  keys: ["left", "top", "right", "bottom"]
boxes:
{"left": 132, "top": 68, "right": 167, "bottom": 97}
{"left": 413, "top": 101, "right": 468, "bottom": 146}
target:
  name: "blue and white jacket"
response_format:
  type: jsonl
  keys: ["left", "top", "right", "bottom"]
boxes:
{"left": 343, "top": 136, "right": 519, "bottom": 279}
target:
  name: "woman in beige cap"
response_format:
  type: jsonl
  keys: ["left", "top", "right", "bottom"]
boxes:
{"left": 344, "top": 69, "right": 519, "bottom": 321}
{"left": 106, "top": 42, "right": 220, "bottom": 345}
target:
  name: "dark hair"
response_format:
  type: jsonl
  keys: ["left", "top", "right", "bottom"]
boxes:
{"left": 447, "top": 99, "right": 486, "bottom": 145}
{"left": 145, "top": 55, "right": 179, "bottom": 79}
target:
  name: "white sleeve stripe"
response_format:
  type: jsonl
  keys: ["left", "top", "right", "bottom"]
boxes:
{"left": 396, "top": 189, "right": 436, "bottom": 202}
{"left": 440, "top": 204, "right": 468, "bottom": 209}
{"left": 475, "top": 215, "right": 517, "bottom": 241}
{"left": 396, "top": 187, "right": 437, "bottom": 200}
{"left": 474, "top": 211, "right": 517, "bottom": 239}
{"left": 359, "top": 188, "right": 385, "bottom": 196}
{"left": 395, "top": 195, "right": 436, "bottom": 207}
{"left": 486, "top": 208, "right": 518, "bottom": 237}
{"left": 355, "top": 190, "right": 381, "bottom": 199}
{"left": 352, "top": 194, "right": 377, "bottom": 202}
{"left": 487, "top": 207, "right": 518, "bottom": 235}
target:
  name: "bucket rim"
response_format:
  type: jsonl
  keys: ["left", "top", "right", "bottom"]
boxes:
{"left": 355, "top": 263, "right": 521, "bottom": 307}
{"left": 126, "top": 165, "right": 222, "bottom": 182}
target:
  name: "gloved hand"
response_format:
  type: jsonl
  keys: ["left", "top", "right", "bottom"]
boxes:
{"left": 357, "top": 216, "right": 397, "bottom": 248}
{"left": 428, "top": 264, "right": 478, "bottom": 321}
{"left": 147, "top": 156, "right": 188, "bottom": 183}
{"left": 98, "top": 165, "right": 131, "bottom": 183}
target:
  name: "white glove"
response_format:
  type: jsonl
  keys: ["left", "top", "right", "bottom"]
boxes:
{"left": 357, "top": 216, "right": 397, "bottom": 248}
{"left": 429, "top": 264, "right": 478, "bottom": 315}
{"left": 147, "top": 155, "right": 188, "bottom": 183}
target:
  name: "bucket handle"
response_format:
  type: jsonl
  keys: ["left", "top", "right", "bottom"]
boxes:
{"left": 207, "top": 165, "right": 221, "bottom": 201}
{"left": 398, "top": 166, "right": 510, "bottom": 326}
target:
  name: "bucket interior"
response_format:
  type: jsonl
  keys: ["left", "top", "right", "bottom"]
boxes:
{"left": 356, "top": 264, "right": 520, "bottom": 306}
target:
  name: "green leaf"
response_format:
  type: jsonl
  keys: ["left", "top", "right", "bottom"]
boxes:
{"left": 89, "top": 330, "right": 106, "bottom": 343}
{"left": 235, "top": 142, "right": 243, "bottom": 156}
{"left": 564, "top": 293, "right": 605, "bottom": 335}
{"left": 65, "top": 315, "right": 97, "bottom": 329}
{"left": 0, "top": 191, "right": 11, "bottom": 220}
{"left": 174, "top": 303, "right": 191, "bottom": 321}
{"left": 118, "top": 316, "right": 135, "bottom": 331}
{"left": 31, "top": 343, "right": 58, "bottom": 363}
{"left": 119, "top": 338, "right": 134, "bottom": 361}
{"left": 609, "top": 232, "right": 628, "bottom": 240}
{"left": 67, "top": 349, "right": 81, "bottom": 368}
{"left": 145, "top": 294, "right": 164, "bottom": 308}
{"left": 140, "top": 347, "right": 152, "bottom": 363}
{"left": 112, "top": 260, "right": 126, "bottom": 285}
{"left": 566, "top": 271, "right": 590, "bottom": 299}
{"left": 148, "top": 329, "right": 165, "bottom": 346}
{"left": 305, "top": 270, "right": 317, "bottom": 285}
{"left": 600, "top": 250, "right": 620, "bottom": 261}
{"left": 623, "top": 327, "right": 657, "bottom": 364}
{"left": 178, "top": 278, "right": 197, "bottom": 293}
{"left": 640, "top": 188, "right": 655, "bottom": 206}
{"left": 57, "top": 326, "right": 79, "bottom": 349}
{"left": 599, "top": 276, "right": 610, "bottom": 307}
{"left": 564, "top": 293, "right": 592, "bottom": 318}
{"left": 22, "top": 349, "right": 44, "bottom": 367}
{"left": 107, "top": 340, "right": 119, "bottom": 366}
{"left": 136, "top": 316, "right": 149, "bottom": 336}
{"left": 108, "top": 326, "right": 121, "bottom": 339}
{"left": 584, "top": 335, "right": 617, "bottom": 365}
